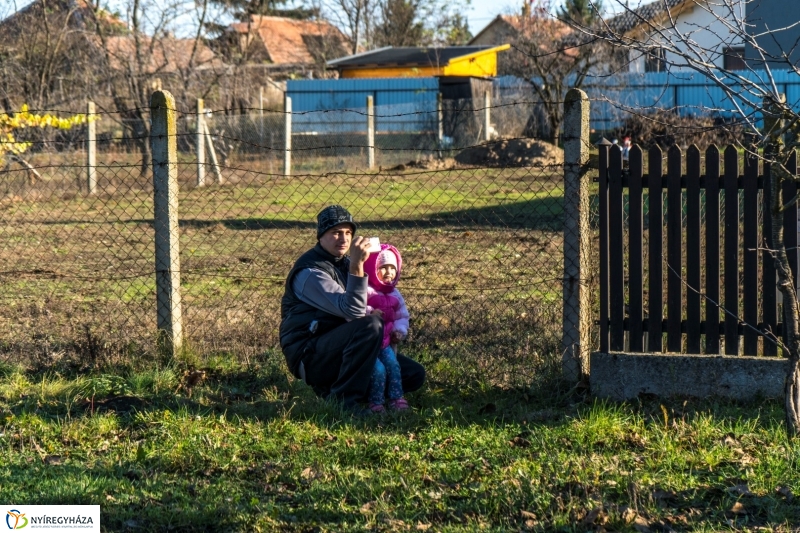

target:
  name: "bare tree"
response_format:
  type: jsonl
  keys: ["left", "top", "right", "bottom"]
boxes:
{"left": 572, "top": 0, "right": 800, "bottom": 437}
{"left": 502, "top": 0, "right": 612, "bottom": 144}
{"left": 316, "top": 0, "right": 471, "bottom": 52}
{"left": 0, "top": 0, "right": 102, "bottom": 111}
{"left": 86, "top": 0, "right": 221, "bottom": 175}
{"left": 319, "top": 0, "right": 376, "bottom": 53}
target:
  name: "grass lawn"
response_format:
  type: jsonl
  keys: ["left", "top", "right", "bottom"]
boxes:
{"left": 4, "top": 149, "right": 796, "bottom": 532}
{"left": 1, "top": 353, "right": 798, "bottom": 532}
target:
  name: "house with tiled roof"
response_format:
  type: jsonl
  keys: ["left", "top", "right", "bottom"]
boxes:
{"left": 0, "top": 0, "right": 126, "bottom": 36}
{"left": 218, "top": 15, "right": 350, "bottom": 75}
{"left": 0, "top": 0, "right": 224, "bottom": 80}
{"left": 469, "top": 13, "right": 574, "bottom": 48}
{"left": 100, "top": 35, "right": 222, "bottom": 74}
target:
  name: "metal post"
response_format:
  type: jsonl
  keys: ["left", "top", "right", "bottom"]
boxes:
{"left": 150, "top": 90, "right": 183, "bottom": 356}
{"left": 259, "top": 86, "right": 264, "bottom": 148}
{"left": 203, "top": 119, "right": 223, "bottom": 184}
{"left": 437, "top": 93, "right": 443, "bottom": 143}
{"left": 196, "top": 98, "right": 205, "bottom": 187}
{"left": 484, "top": 91, "right": 491, "bottom": 142}
{"left": 561, "top": 88, "right": 591, "bottom": 382}
{"left": 86, "top": 101, "right": 97, "bottom": 195}
{"left": 284, "top": 96, "right": 292, "bottom": 177}
{"left": 367, "top": 95, "right": 375, "bottom": 170}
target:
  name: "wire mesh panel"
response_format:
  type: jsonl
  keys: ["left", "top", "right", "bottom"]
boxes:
{"left": 0, "top": 101, "right": 568, "bottom": 388}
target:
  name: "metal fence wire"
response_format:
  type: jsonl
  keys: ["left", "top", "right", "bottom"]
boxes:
{"left": 0, "top": 100, "right": 571, "bottom": 388}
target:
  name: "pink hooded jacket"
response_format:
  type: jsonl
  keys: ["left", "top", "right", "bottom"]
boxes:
{"left": 364, "top": 244, "right": 410, "bottom": 349}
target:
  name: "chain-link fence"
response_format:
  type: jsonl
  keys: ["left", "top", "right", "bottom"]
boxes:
{"left": 0, "top": 99, "right": 572, "bottom": 388}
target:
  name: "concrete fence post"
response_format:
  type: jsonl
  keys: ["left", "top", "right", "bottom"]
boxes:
{"left": 150, "top": 90, "right": 183, "bottom": 356}
{"left": 562, "top": 88, "right": 591, "bottom": 382}
{"left": 86, "top": 101, "right": 97, "bottom": 195}
{"left": 367, "top": 95, "right": 375, "bottom": 170}
{"left": 196, "top": 98, "right": 205, "bottom": 187}
{"left": 284, "top": 96, "right": 292, "bottom": 177}
{"left": 484, "top": 91, "right": 491, "bottom": 142}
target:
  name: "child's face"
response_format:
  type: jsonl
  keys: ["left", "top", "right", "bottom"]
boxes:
{"left": 378, "top": 264, "right": 396, "bottom": 283}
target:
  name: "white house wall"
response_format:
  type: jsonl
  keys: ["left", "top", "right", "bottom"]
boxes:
{"left": 629, "top": 0, "right": 745, "bottom": 72}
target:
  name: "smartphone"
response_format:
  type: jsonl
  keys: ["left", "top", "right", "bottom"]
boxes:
{"left": 367, "top": 237, "right": 381, "bottom": 253}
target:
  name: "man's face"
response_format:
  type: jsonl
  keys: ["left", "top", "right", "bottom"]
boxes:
{"left": 319, "top": 223, "right": 353, "bottom": 257}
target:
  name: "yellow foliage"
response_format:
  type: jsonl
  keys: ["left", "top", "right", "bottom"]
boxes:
{"left": 0, "top": 104, "right": 100, "bottom": 164}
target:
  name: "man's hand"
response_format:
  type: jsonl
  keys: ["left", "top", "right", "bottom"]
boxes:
{"left": 390, "top": 331, "right": 404, "bottom": 343}
{"left": 370, "top": 308, "right": 384, "bottom": 318}
{"left": 349, "top": 236, "right": 371, "bottom": 277}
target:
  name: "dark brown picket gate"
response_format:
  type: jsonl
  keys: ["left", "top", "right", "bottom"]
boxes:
{"left": 597, "top": 142, "right": 800, "bottom": 356}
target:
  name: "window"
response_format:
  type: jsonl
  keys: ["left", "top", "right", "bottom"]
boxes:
{"left": 724, "top": 47, "right": 746, "bottom": 70}
{"left": 645, "top": 48, "right": 666, "bottom": 72}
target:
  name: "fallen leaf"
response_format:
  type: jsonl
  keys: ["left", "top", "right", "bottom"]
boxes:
{"left": 360, "top": 501, "right": 375, "bottom": 514}
{"left": 634, "top": 515, "right": 652, "bottom": 533}
{"left": 520, "top": 510, "right": 537, "bottom": 520}
{"left": 729, "top": 501, "right": 747, "bottom": 515}
{"left": 384, "top": 518, "right": 407, "bottom": 529}
{"left": 580, "top": 507, "right": 604, "bottom": 526}
{"left": 722, "top": 434, "right": 740, "bottom": 447}
{"left": 620, "top": 506, "right": 637, "bottom": 524}
{"left": 510, "top": 436, "right": 531, "bottom": 448}
{"left": 300, "top": 467, "right": 317, "bottom": 480}
{"left": 416, "top": 523, "right": 431, "bottom": 531}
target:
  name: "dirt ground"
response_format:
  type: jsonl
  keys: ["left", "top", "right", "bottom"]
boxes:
{"left": 454, "top": 138, "right": 564, "bottom": 168}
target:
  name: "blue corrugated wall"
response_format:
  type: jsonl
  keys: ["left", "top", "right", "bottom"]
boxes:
{"left": 287, "top": 71, "right": 800, "bottom": 133}
{"left": 286, "top": 78, "right": 439, "bottom": 133}
{"left": 582, "top": 70, "right": 800, "bottom": 129}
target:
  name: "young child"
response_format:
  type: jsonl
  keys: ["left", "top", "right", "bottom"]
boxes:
{"left": 363, "top": 243, "right": 410, "bottom": 412}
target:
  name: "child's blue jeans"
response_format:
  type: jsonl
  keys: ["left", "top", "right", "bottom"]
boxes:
{"left": 367, "top": 346, "right": 404, "bottom": 405}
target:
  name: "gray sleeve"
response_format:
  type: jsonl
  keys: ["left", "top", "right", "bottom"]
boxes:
{"left": 292, "top": 268, "right": 368, "bottom": 321}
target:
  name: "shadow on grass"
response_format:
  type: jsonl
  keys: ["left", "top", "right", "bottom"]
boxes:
{"left": 4, "top": 360, "right": 798, "bottom": 532}
{"left": 37, "top": 196, "right": 565, "bottom": 232}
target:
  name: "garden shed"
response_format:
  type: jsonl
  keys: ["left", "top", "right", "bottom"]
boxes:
{"left": 286, "top": 46, "right": 508, "bottom": 138}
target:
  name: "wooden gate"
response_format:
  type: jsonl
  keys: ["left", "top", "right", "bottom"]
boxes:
{"left": 597, "top": 143, "right": 800, "bottom": 356}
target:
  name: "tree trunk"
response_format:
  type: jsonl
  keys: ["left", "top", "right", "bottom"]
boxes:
{"left": 770, "top": 161, "right": 800, "bottom": 438}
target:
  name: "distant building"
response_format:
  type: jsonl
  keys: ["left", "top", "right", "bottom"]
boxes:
{"left": 469, "top": 15, "right": 523, "bottom": 46}
{"left": 326, "top": 45, "right": 510, "bottom": 79}
{"left": 216, "top": 15, "right": 350, "bottom": 75}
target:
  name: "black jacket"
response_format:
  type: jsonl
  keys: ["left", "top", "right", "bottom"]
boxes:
{"left": 279, "top": 244, "right": 351, "bottom": 377}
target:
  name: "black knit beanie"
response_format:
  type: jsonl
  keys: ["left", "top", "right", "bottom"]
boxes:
{"left": 316, "top": 205, "right": 357, "bottom": 239}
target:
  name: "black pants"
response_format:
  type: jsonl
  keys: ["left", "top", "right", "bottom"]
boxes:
{"left": 302, "top": 314, "right": 426, "bottom": 407}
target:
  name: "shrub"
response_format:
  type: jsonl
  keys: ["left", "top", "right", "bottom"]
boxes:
{"left": 612, "top": 110, "right": 745, "bottom": 150}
